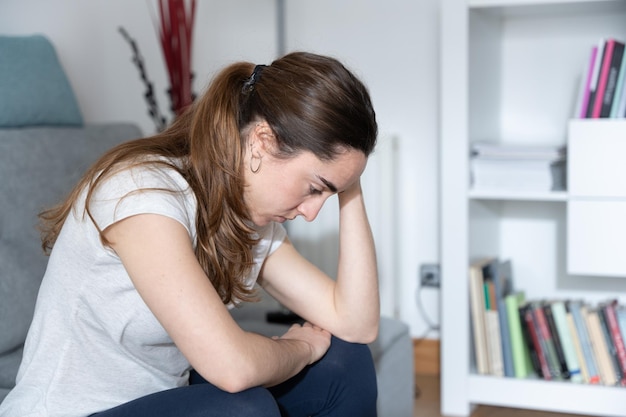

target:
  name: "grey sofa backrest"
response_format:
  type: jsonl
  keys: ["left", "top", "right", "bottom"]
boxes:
{"left": 0, "top": 123, "right": 142, "bottom": 401}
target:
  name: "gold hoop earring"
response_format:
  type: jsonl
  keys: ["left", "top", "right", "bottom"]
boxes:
{"left": 250, "top": 155, "right": 262, "bottom": 173}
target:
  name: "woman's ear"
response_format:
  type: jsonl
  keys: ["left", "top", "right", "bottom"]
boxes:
{"left": 252, "top": 121, "right": 277, "bottom": 154}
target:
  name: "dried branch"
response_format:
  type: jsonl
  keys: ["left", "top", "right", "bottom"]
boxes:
{"left": 119, "top": 26, "right": 168, "bottom": 132}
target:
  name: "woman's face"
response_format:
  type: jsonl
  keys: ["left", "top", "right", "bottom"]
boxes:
{"left": 243, "top": 123, "right": 367, "bottom": 227}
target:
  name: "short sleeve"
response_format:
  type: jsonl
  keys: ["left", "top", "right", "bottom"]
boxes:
{"left": 87, "top": 164, "right": 197, "bottom": 240}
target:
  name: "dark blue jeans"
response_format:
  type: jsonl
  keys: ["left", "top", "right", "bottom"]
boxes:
{"left": 90, "top": 337, "right": 377, "bottom": 417}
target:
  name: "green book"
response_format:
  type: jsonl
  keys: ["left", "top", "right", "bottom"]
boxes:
{"left": 506, "top": 291, "right": 532, "bottom": 378}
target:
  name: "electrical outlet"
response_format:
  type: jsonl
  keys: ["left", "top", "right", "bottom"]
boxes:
{"left": 420, "top": 263, "right": 440, "bottom": 288}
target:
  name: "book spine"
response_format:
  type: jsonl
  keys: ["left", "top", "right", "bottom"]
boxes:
{"left": 506, "top": 293, "right": 531, "bottom": 378}
{"left": 600, "top": 41, "right": 625, "bottom": 117}
{"left": 580, "top": 45, "right": 599, "bottom": 118}
{"left": 493, "top": 260, "right": 515, "bottom": 378}
{"left": 585, "top": 308, "right": 617, "bottom": 385}
{"left": 597, "top": 307, "right": 622, "bottom": 384}
{"left": 592, "top": 38, "right": 617, "bottom": 118}
{"left": 533, "top": 302, "right": 563, "bottom": 379}
{"left": 520, "top": 303, "right": 551, "bottom": 379}
{"left": 610, "top": 47, "right": 626, "bottom": 118}
{"left": 485, "top": 309, "right": 504, "bottom": 376}
{"left": 568, "top": 301, "right": 601, "bottom": 384}
{"left": 617, "top": 307, "right": 626, "bottom": 346}
{"left": 544, "top": 302, "right": 571, "bottom": 378}
{"left": 604, "top": 301, "right": 626, "bottom": 386}
{"left": 551, "top": 301, "right": 583, "bottom": 382}
{"left": 586, "top": 38, "right": 607, "bottom": 118}
{"left": 469, "top": 263, "right": 489, "bottom": 375}
{"left": 567, "top": 311, "right": 589, "bottom": 383}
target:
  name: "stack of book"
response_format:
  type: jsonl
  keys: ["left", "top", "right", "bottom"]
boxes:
{"left": 470, "top": 143, "right": 566, "bottom": 192}
{"left": 576, "top": 37, "right": 626, "bottom": 119}
{"left": 470, "top": 258, "right": 626, "bottom": 386}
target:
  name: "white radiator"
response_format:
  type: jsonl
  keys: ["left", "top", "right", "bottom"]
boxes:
{"left": 287, "top": 135, "right": 399, "bottom": 318}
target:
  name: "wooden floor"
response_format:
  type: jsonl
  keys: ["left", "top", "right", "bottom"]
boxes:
{"left": 413, "top": 374, "right": 586, "bottom": 417}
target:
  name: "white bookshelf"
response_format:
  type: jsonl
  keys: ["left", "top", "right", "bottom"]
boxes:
{"left": 440, "top": 0, "right": 626, "bottom": 415}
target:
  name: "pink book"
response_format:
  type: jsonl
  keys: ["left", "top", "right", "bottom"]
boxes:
{"left": 591, "top": 39, "right": 617, "bottom": 118}
{"left": 579, "top": 46, "right": 598, "bottom": 118}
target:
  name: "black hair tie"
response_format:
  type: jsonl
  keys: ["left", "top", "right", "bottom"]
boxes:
{"left": 242, "top": 64, "right": 267, "bottom": 94}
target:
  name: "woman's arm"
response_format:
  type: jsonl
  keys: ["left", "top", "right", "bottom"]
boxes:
{"left": 104, "top": 214, "right": 331, "bottom": 393}
{"left": 260, "top": 180, "right": 380, "bottom": 343}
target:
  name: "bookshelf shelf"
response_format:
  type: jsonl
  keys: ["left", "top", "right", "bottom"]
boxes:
{"left": 468, "top": 189, "right": 568, "bottom": 201}
{"left": 468, "top": 375, "right": 626, "bottom": 416}
{"left": 440, "top": 0, "right": 626, "bottom": 414}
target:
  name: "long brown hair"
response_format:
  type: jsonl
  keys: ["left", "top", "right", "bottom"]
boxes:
{"left": 39, "top": 52, "right": 377, "bottom": 304}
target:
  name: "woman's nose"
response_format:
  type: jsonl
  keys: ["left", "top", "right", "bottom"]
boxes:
{"left": 297, "top": 197, "right": 327, "bottom": 222}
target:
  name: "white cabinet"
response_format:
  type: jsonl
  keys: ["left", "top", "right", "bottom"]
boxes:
{"left": 440, "top": 0, "right": 626, "bottom": 416}
{"left": 568, "top": 119, "right": 626, "bottom": 277}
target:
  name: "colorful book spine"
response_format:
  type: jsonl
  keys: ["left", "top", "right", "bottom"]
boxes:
{"left": 567, "top": 310, "right": 589, "bottom": 383}
{"left": 604, "top": 301, "right": 626, "bottom": 386}
{"left": 568, "top": 300, "right": 601, "bottom": 384}
{"left": 520, "top": 303, "right": 551, "bottom": 379}
{"left": 617, "top": 306, "right": 626, "bottom": 347}
{"left": 610, "top": 48, "right": 626, "bottom": 118}
{"left": 506, "top": 292, "right": 532, "bottom": 378}
{"left": 493, "top": 260, "right": 514, "bottom": 377}
{"left": 597, "top": 307, "right": 622, "bottom": 384}
{"left": 600, "top": 40, "right": 625, "bottom": 117}
{"left": 550, "top": 300, "right": 582, "bottom": 382}
{"left": 591, "top": 38, "right": 617, "bottom": 118}
{"left": 586, "top": 38, "right": 606, "bottom": 118}
{"left": 585, "top": 308, "right": 616, "bottom": 385}
{"left": 532, "top": 302, "right": 563, "bottom": 379}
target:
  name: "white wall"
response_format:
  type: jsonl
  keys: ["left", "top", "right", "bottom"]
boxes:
{"left": 0, "top": 0, "right": 441, "bottom": 338}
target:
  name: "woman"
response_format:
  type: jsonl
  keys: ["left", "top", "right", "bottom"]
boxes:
{"left": 0, "top": 51, "right": 379, "bottom": 417}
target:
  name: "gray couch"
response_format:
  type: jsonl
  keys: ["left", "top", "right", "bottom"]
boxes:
{"left": 0, "top": 124, "right": 414, "bottom": 415}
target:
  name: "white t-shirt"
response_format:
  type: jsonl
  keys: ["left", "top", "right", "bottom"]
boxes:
{"left": 0, "top": 161, "right": 286, "bottom": 417}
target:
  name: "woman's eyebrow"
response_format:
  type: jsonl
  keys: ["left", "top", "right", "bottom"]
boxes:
{"left": 317, "top": 175, "right": 338, "bottom": 193}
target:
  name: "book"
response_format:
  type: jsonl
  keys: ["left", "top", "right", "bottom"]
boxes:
{"left": 550, "top": 300, "right": 583, "bottom": 382}
{"left": 542, "top": 301, "right": 570, "bottom": 379}
{"left": 591, "top": 38, "right": 624, "bottom": 118}
{"left": 566, "top": 308, "right": 590, "bottom": 383}
{"left": 585, "top": 307, "right": 617, "bottom": 385}
{"left": 603, "top": 300, "right": 626, "bottom": 386}
{"left": 481, "top": 259, "right": 504, "bottom": 376}
{"left": 485, "top": 309, "right": 505, "bottom": 376}
{"left": 578, "top": 45, "right": 599, "bottom": 118}
{"left": 519, "top": 302, "right": 551, "bottom": 379}
{"left": 600, "top": 40, "right": 625, "bottom": 117}
{"left": 532, "top": 301, "right": 563, "bottom": 379}
{"left": 598, "top": 305, "right": 623, "bottom": 384}
{"left": 505, "top": 291, "right": 533, "bottom": 378}
{"left": 586, "top": 38, "right": 607, "bottom": 118}
{"left": 568, "top": 300, "right": 601, "bottom": 384}
{"left": 485, "top": 259, "right": 515, "bottom": 377}
{"left": 616, "top": 70, "right": 626, "bottom": 118}
{"left": 469, "top": 258, "right": 494, "bottom": 375}
{"left": 610, "top": 47, "right": 626, "bottom": 118}
{"left": 617, "top": 306, "right": 626, "bottom": 349}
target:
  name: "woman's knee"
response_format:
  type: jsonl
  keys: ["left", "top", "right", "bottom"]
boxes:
{"left": 224, "top": 387, "right": 281, "bottom": 417}
{"left": 317, "top": 337, "right": 378, "bottom": 395}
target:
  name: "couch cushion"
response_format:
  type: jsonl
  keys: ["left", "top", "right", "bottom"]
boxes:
{"left": 0, "top": 35, "right": 83, "bottom": 127}
{"left": 0, "top": 242, "right": 41, "bottom": 355}
{"left": 0, "top": 124, "right": 142, "bottom": 361}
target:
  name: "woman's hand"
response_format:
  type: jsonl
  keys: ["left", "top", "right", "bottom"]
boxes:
{"left": 278, "top": 322, "right": 332, "bottom": 365}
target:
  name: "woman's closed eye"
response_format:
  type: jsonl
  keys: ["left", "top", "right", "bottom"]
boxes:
{"left": 309, "top": 186, "right": 323, "bottom": 195}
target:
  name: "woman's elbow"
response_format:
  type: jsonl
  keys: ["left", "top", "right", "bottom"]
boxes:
{"left": 338, "top": 320, "right": 379, "bottom": 344}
